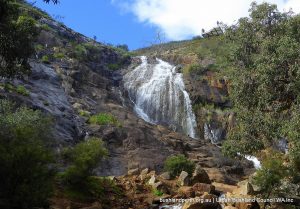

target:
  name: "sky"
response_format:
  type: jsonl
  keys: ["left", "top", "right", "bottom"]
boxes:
{"left": 33, "top": 0, "right": 300, "bottom": 50}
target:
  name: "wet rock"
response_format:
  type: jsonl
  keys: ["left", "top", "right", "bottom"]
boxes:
{"left": 178, "top": 171, "right": 190, "bottom": 186}
{"left": 204, "top": 123, "right": 226, "bottom": 145}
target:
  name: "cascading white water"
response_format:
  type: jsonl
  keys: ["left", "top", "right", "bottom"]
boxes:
{"left": 124, "top": 56, "right": 197, "bottom": 138}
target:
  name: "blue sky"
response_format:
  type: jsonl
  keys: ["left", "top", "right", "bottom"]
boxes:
{"left": 33, "top": 0, "right": 300, "bottom": 50}
{"left": 33, "top": 0, "right": 160, "bottom": 50}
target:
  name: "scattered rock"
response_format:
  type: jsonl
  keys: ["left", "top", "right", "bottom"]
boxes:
{"left": 192, "top": 183, "right": 215, "bottom": 196}
{"left": 160, "top": 172, "right": 171, "bottom": 180}
{"left": 72, "top": 102, "right": 82, "bottom": 109}
{"left": 127, "top": 168, "right": 139, "bottom": 176}
{"left": 152, "top": 181, "right": 169, "bottom": 194}
{"left": 178, "top": 171, "right": 190, "bottom": 186}
{"left": 148, "top": 175, "right": 156, "bottom": 185}
{"left": 237, "top": 180, "right": 254, "bottom": 195}
{"left": 139, "top": 168, "right": 149, "bottom": 181}
{"left": 178, "top": 186, "right": 195, "bottom": 198}
{"left": 182, "top": 196, "right": 221, "bottom": 209}
{"left": 191, "top": 165, "right": 211, "bottom": 185}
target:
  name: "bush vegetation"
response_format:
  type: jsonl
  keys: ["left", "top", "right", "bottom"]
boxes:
{"left": 60, "top": 137, "right": 109, "bottom": 199}
{"left": 164, "top": 154, "right": 195, "bottom": 178}
{"left": 0, "top": 0, "right": 38, "bottom": 78}
{"left": 89, "top": 113, "right": 121, "bottom": 127}
{"left": 41, "top": 55, "right": 50, "bottom": 63}
{"left": 0, "top": 100, "right": 55, "bottom": 209}
{"left": 16, "top": 85, "right": 30, "bottom": 96}
{"left": 219, "top": 2, "right": 300, "bottom": 199}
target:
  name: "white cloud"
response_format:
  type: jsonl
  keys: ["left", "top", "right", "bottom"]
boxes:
{"left": 112, "top": 0, "right": 300, "bottom": 40}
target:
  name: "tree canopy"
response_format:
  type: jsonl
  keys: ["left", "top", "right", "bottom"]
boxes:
{"left": 221, "top": 2, "right": 300, "bottom": 198}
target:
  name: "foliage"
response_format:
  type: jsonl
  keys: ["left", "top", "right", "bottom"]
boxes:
{"left": 41, "top": 23, "right": 51, "bottom": 31}
{"left": 221, "top": 2, "right": 300, "bottom": 157}
{"left": 72, "top": 44, "right": 87, "bottom": 60}
{"left": 53, "top": 52, "right": 65, "bottom": 59}
{"left": 153, "top": 189, "right": 164, "bottom": 196}
{"left": 219, "top": 3, "right": 300, "bottom": 200}
{"left": 115, "top": 44, "right": 129, "bottom": 52}
{"left": 107, "top": 63, "right": 120, "bottom": 71}
{"left": 0, "top": 100, "right": 54, "bottom": 209}
{"left": 34, "top": 44, "right": 44, "bottom": 52}
{"left": 79, "top": 109, "right": 91, "bottom": 117}
{"left": 16, "top": 85, "right": 29, "bottom": 96}
{"left": 253, "top": 153, "right": 287, "bottom": 198}
{"left": 89, "top": 113, "right": 121, "bottom": 127}
{"left": 60, "top": 137, "right": 108, "bottom": 188}
{"left": 0, "top": 0, "right": 38, "bottom": 78}
{"left": 164, "top": 154, "right": 195, "bottom": 178}
{"left": 41, "top": 55, "right": 50, "bottom": 63}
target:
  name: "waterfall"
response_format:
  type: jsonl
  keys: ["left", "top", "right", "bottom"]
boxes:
{"left": 124, "top": 56, "right": 197, "bottom": 138}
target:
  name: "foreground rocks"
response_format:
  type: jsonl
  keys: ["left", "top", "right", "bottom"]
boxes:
{"left": 49, "top": 168, "right": 263, "bottom": 209}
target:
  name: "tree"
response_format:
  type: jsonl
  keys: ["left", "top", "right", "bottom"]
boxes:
{"left": 0, "top": 100, "right": 55, "bottom": 209}
{"left": 253, "top": 153, "right": 287, "bottom": 209}
{"left": 220, "top": 2, "right": 300, "bottom": 201}
{"left": 61, "top": 137, "right": 108, "bottom": 188}
{"left": 0, "top": 0, "right": 38, "bottom": 78}
{"left": 222, "top": 2, "right": 300, "bottom": 157}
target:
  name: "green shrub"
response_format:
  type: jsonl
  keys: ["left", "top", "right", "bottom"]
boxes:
{"left": 41, "top": 55, "right": 50, "bottom": 63}
{"left": 4, "top": 83, "right": 15, "bottom": 92}
{"left": 41, "top": 24, "right": 51, "bottom": 31}
{"left": 164, "top": 154, "right": 195, "bottom": 178}
{"left": 79, "top": 109, "right": 91, "bottom": 117}
{"left": 35, "top": 44, "right": 44, "bottom": 52}
{"left": 61, "top": 137, "right": 108, "bottom": 187}
{"left": 107, "top": 63, "right": 120, "bottom": 71}
{"left": 253, "top": 153, "right": 287, "bottom": 198}
{"left": 89, "top": 113, "right": 121, "bottom": 127}
{"left": 0, "top": 100, "right": 55, "bottom": 209}
{"left": 53, "top": 52, "right": 65, "bottom": 59}
{"left": 153, "top": 189, "right": 164, "bottom": 196}
{"left": 73, "top": 44, "right": 87, "bottom": 60}
{"left": 16, "top": 85, "right": 29, "bottom": 96}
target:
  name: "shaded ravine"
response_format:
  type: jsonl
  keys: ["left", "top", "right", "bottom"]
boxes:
{"left": 124, "top": 56, "right": 197, "bottom": 138}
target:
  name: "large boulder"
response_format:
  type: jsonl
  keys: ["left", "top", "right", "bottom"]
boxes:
{"left": 178, "top": 171, "right": 190, "bottom": 186}
{"left": 237, "top": 180, "right": 255, "bottom": 196}
{"left": 191, "top": 165, "right": 211, "bottom": 185}
{"left": 192, "top": 183, "right": 215, "bottom": 196}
